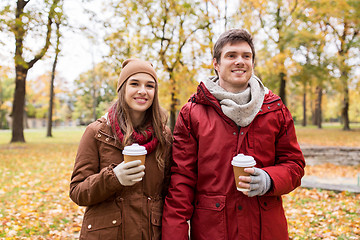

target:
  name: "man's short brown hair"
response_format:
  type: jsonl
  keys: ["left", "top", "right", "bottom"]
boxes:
{"left": 213, "top": 29, "right": 256, "bottom": 64}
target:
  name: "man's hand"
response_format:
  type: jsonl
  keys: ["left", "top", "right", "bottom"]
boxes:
{"left": 238, "top": 167, "right": 271, "bottom": 197}
{"left": 113, "top": 160, "right": 145, "bottom": 186}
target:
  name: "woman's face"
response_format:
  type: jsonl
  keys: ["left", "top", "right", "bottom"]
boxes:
{"left": 124, "top": 73, "right": 156, "bottom": 119}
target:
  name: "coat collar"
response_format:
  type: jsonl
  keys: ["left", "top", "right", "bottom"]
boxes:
{"left": 190, "top": 81, "right": 284, "bottom": 121}
{"left": 95, "top": 117, "right": 123, "bottom": 149}
{"left": 191, "top": 82, "right": 281, "bottom": 108}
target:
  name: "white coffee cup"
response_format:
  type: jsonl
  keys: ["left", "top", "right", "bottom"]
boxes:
{"left": 122, "top": 143, "right": 147, "bottom": 182}
{"left": 122, "top": 143, "right": 147, "bottom": 165}
{"left": 231, "top": 154, "right": 256, "bottom": 191}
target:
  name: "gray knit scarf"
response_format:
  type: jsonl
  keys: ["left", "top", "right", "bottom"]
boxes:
{"left": 203, "top": 74, "right": 267, "bottom": 127}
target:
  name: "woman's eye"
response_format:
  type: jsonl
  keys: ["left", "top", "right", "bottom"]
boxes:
{"left": 130, "top": 82, "right": 138, "bottom": 86}
{"left": 147, "top": 85, "right": 155, "bottom": 88}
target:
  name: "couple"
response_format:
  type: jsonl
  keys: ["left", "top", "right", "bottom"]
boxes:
{"left": 69, "top": 29, "right": 305, "bottom": 240}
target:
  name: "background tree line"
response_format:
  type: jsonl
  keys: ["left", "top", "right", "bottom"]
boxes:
{"left": 0, "top": 0, "right": 359, "bottom": 143}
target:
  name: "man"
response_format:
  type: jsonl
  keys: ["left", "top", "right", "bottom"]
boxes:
{"left": 162, "top": 29, "right": 305, "bottom": 239}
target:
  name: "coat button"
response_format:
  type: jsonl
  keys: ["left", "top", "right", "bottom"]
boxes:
{"left": 97, "top": 134, "right": 101, "bottom": 137}
{"left": 112, "top": 220, "right": 117, "bottom": 224}
{"left": 267, "top": 106, "right": 271, "bottom": 110}
{"left": 238, "top": 205, "right": 243, "bottom": 210}
{"left": 215, "top": 203, "right": 220, "bottom": 208}
{"left": 233, "top": 132, "right": 236, "bottom": 135}
{"left": 105, "top": 138, "right": 109, "bottom": 141}
{"left": 259, "top": 109, "right": 263, "bottom": 112}
{"left": 240, "top": 132, "right": 244, "bottom": 135}
{"left": 277, "top": 103, "right": 280, "bottom": 106}
{"left": 88, "top": 224, "right": 92, "bottom": 229}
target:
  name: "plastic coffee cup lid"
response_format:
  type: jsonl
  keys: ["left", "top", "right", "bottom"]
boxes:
{"left": 122, "top": 143, "right": 147, "bottom": 156}
{"left": 231, "top": 154, "right": 256, "bottom": 167}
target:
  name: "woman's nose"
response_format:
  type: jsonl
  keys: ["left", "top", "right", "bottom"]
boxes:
{"left": 137, "top": 85, "right": 146, "bottom": 94}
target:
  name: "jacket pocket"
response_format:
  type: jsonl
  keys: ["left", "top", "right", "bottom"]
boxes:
{"left": 191, "top": 195, "right": 226, "bottom": 240}
{"left": 259, "top": 196, "right": 289, "bottom": 240}
{"left": 81, "top": 211, "right": 122, "bottom": 240}
{"left": 151, "top": 210, "right": 162, "bottom": 240}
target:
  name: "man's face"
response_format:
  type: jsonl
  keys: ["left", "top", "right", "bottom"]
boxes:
{"left": 213, "top": 41, "right": 254, "bottom": 93}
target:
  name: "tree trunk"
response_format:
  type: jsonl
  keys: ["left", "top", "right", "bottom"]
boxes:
{"left": 315, "top": 86, "right": 322, "bottom": 129}
{"left": 302, "top": 91, "right": 306, "bottom": 126}
{"left": 169, "top": 91, "right": 176, "bottom": 133}
{"left": 311, "top": 98, "right": 316, "bottom": 126}
{"left": 92, "top": 83, "right": 97, "bottom": 121}
{"left": 46, "top": 49, "right": 58, "bottom": 137}
{"left": 224, "top": 0, "right": 228, "bottom": 30}
{"left": 339, "top": 54, "right": 350, "bottom": 130}
{"left": 0, "top": 112, "right": 3, "bottom": 129}
{"left": 47, "top": 21, "right": 61, "bottom": 137}
{"left": 279, "top": 71, "right": 286, "bottom": 106}
{"left": 342, "top": 85, "right": 350, "bottom": 130}
{"left": 11, "top": 0, "right": 59, "bottom": 142}
{"left": 167, "top": 70, "right": 177, "bottom": 133}
{"left": 337, "top": 22, "right": 351, "bottom": 131}
{"left": 11, "top": 66, "right": 28, "bottom": 142}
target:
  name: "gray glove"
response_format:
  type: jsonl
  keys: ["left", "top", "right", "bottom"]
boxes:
{"left": 248, "top": 167, "right": 271, "bottom": 197}
{"left": 113, "top": 160, "right": 145, "bottom": 186}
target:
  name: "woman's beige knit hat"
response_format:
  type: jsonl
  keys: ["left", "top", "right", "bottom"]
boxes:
{"left": 117, "top": 58, "right": 157, "bottom": 92}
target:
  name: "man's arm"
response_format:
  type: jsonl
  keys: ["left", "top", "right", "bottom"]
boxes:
{"left": 263, "top": 105, "right": 306, "bottom": 196}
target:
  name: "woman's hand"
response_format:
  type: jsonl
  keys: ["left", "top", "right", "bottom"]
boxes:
{"left": 113, "top": 160, "right": 145, "bottom": 186}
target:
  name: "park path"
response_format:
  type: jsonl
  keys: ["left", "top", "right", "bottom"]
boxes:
{"left": 300, "top": 145, "right": 360, "bottom": 193}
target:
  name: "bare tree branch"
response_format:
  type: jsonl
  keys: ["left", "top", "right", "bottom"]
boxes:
{"left": 28, "top": 0, "right": 60, "bottom": 69}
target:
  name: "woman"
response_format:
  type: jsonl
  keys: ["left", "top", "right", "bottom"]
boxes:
{"left": 70, "top": 58, "right": 172, "bottom": 240}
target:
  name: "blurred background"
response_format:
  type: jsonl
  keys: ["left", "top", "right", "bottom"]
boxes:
{"left": 0, "top": 0, "right": 359, "bottom": 140}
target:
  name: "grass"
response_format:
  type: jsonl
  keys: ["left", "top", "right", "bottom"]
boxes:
{"left": 0, "top": 127, "right": 85, "bottom": 239}
{"left": 0, "top": 127, "right": 85, "bottom": 145}
{"left": 0, "top": 125, "right": 359, "bottom": 239}
{"left": 295, "top": 123, "right": 360, "bottom": 147}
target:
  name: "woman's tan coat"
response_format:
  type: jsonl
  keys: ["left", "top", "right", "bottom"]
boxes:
{"left": 70, "top": 117, "right": 172, "bottom": 240}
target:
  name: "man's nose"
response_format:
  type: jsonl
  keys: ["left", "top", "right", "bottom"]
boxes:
{"left": 234, "top": 57, "right": 245, "bottom": 65}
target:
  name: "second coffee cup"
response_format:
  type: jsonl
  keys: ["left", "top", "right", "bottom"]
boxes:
{"left": 231, "top": 154, "right": 256, "bottom": 192}
{"left": 122, "top": 143, "right": 147, "bottom": 166}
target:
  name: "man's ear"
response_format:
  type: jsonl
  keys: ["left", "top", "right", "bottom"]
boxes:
{"left": 213, "top": 58, "right": 219, "bottom": 72}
